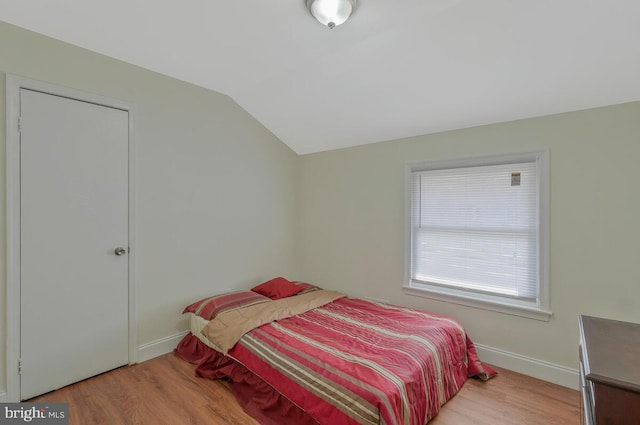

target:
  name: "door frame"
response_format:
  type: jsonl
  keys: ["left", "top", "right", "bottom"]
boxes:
{"left": 5, "top": 74, "right": 138, "bottom": 401}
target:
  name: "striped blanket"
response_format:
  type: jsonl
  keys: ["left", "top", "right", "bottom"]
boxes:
{"left": 213, "top": 295, "right": 491, "bottom": 425}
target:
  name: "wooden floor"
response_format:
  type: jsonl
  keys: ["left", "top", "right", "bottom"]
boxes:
{"left": 30, "top": 352, "right": 580, "bottom": 425}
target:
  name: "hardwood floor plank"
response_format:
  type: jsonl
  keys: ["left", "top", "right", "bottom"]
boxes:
{"left": 431, "top": 365, "right": 580, "bottom": 425}
{"left": 30, "top": 353, "right": 579, "bottom": 425}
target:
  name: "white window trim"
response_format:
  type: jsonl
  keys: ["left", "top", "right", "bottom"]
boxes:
{"left": 403, "top": 150, "right": 551, "bottom": 321}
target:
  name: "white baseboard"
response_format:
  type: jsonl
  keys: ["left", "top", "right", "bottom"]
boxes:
{"left": 137, "top": 331, "right": 189, "bottom": 363}
{"left": 475, "top": 343, "right": 579, "bottom": 390}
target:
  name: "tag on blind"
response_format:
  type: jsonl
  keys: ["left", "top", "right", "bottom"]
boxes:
{"left": 511, "top": 173, "right": 521, "bottom": 186}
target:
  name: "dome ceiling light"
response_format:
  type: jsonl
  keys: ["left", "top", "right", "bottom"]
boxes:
{"left": 306, "top": 0, "right": 357, "bottom": 29}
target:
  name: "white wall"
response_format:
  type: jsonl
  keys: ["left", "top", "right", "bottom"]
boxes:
{"left": 0, "top": 21, "right": 298, "bottom": 394}
{"left": 296, "top": 102, "right": 640, "bottom": 385}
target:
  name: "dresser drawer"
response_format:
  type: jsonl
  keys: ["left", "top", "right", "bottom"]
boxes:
{"left": 579, "top": 315, "right": 640, "bottom": 425}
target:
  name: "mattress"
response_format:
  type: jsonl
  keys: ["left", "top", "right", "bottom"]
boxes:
{"left": 177, "top": 291, "right": 495, "bottom": 425}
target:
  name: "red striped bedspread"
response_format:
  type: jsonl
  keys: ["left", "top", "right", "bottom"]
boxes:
{"left": 223, "top": 297, "right": 492, "bottom": 425}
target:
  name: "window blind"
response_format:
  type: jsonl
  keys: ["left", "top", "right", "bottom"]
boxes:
{"left": 411, "top": 161, "right": 538, "bottom": 301}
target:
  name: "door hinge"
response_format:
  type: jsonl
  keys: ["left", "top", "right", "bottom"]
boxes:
{"left": 18, "top": 359, "right": 23, "bottom": 375}
{"left": 18, "top": 116, "right": 22, "bottom": 133}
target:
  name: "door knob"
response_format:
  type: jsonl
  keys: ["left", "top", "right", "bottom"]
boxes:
{"left": 114, "top": 247, "right": 127, "bottom": 256}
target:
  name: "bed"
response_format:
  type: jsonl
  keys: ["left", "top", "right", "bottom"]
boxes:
{"left": 175, "top": 277, "right": 495, "bottom": 425}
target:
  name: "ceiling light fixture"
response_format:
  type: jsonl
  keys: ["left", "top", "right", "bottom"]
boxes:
{"left": 306, "top": 0, "right": 357, "bottom": 29}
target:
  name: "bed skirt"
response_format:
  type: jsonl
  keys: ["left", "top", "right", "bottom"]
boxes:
{"left": 175, "top": 332, "right": 319, "bottom": 425}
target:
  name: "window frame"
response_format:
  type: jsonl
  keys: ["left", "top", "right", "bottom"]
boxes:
{"left": 403, "top": 150, "right": 551, "bottom": 321}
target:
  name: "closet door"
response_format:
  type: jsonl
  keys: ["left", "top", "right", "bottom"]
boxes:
{"left": 19, "top": 89, "right": 129, "bottom": 400}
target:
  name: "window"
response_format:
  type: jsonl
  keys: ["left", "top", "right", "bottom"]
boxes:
{"left": 404, "top": 151, "right": 550, "bottom": 320}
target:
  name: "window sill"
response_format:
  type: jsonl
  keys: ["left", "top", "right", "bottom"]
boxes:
{"left": 402, "top": 284, "right": 552, "bottom": 321}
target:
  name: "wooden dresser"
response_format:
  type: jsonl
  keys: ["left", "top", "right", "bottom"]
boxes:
{"left": 578, "top": 315, "right": 640, "bottom": 425}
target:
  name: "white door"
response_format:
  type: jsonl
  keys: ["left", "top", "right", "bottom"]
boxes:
{"left": 19, "top": 89, "right": 130, "bottom": 400}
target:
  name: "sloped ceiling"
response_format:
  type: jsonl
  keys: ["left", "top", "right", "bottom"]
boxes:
{"left": 2, "top": 0, "right": 639, "bottom": 154}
